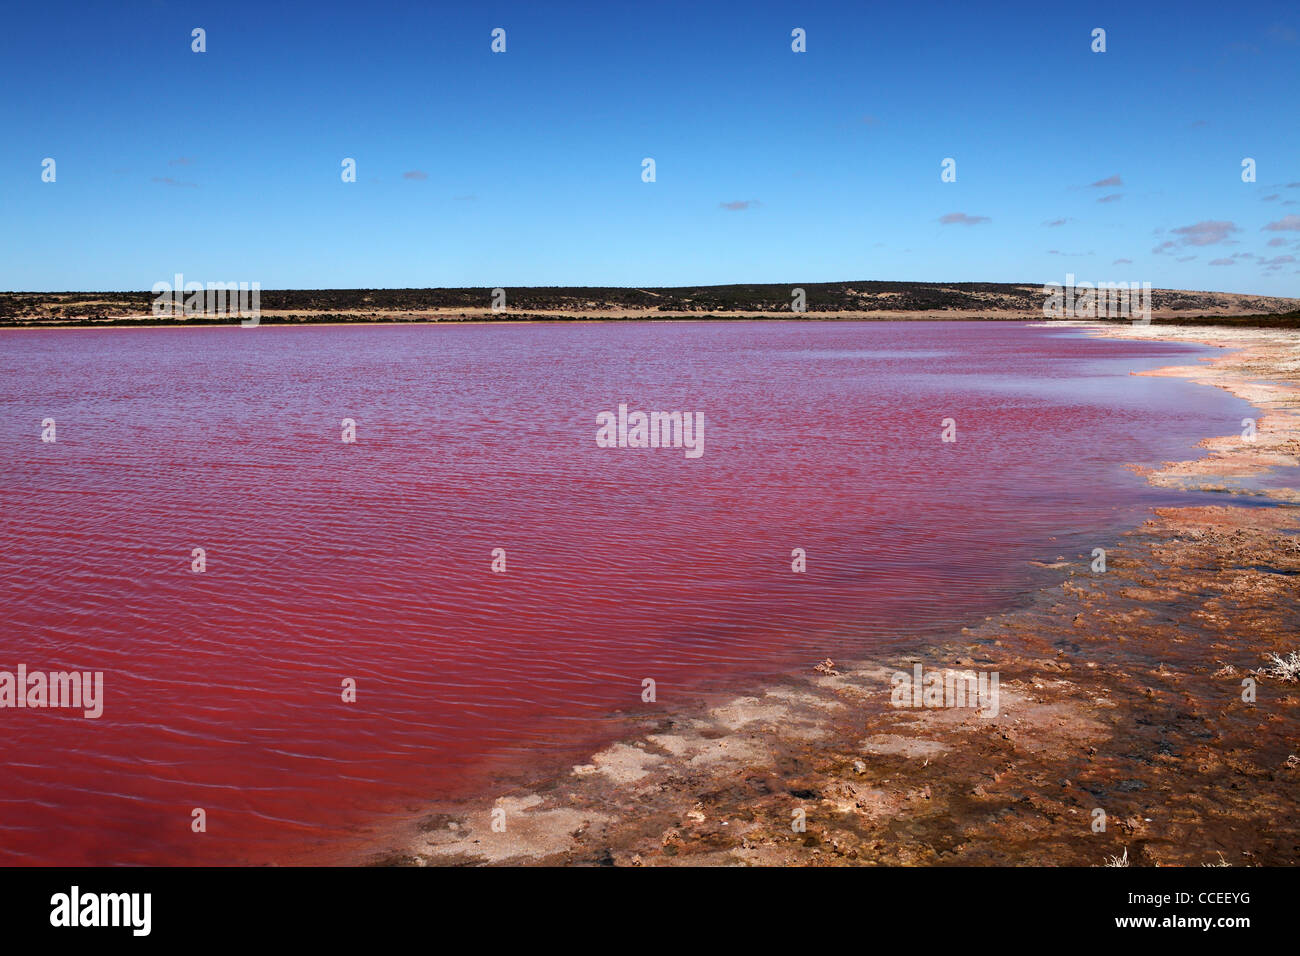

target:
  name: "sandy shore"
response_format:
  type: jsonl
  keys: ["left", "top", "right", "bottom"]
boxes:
{"left": 370, "top": 322, "right": 1300, "bottom": 867}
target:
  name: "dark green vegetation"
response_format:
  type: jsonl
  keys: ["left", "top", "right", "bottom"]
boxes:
{"left": 1, "top": 283, "right": 1296, "bottom": 327}
{"left": 1132, "top": 310, "right": 1300, "bottom": 329}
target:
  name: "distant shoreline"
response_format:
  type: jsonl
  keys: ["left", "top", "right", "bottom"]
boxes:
{"left": 7, "top": 311, "right": 1300, "bottom": 330}
{"left": 4, "top": 282, "right": 1298, "bottom": 329}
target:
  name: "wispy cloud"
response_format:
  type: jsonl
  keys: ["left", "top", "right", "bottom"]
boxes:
{"left": 938, "top": 212, "right": 989, "bottom": 225}
{"left": 168, "top": 157, "right": 195, "bottom": 167}
{"left": 403, "top": 170, "right": 429, "bottom": 180}
{"left": 1043, "top": 218, "right": 1070, "bottom": 227}
{"left": 1263, "top": 214, "right": 1300, "bottom": 231}
{"left": 1266, "top": 24, "right": 1298, "bottom": 44}
{"left": 1113, "top": 258, "right": 1133, "bottom": 265}
{"left": 720, "top": 199, "right": 760, "bottom": 211}
{"left": 1209, "top": 258, "right": 1235, "bottom": 266}
{"left": 152, "top": 176, "right": 198, "bottom": 188}
{"left": 1090, "top": 174, "right": 1123, "bottom": 188}
{"left": 1097, "top": 193, "right": 1123, "bottom": 203}
{"left": 1170, "top": 220, "right": 1239, "bottom": 245}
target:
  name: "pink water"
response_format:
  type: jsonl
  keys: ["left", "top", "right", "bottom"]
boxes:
{"left": 0, "top": 321, "right": 1253, "bottom": 865}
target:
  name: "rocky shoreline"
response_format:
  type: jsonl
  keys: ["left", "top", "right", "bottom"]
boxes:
{"left": 377, "top": 322, "right": 1300, "bottom": 867}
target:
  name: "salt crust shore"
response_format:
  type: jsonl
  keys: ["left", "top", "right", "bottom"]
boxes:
{"left": 374, "top": 323, "right": 1300, "bottom": 867}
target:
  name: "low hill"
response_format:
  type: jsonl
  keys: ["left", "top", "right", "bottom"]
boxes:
{"left": 2, "top": 282, "right": 1298, "bottom": 327}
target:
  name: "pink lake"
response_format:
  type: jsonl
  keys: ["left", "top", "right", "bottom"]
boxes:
{"left": 0, "top": 320, "right": 1254, "bottom": 864}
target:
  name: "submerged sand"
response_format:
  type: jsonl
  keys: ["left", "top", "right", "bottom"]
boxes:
{"left": 373, "top": 322, "right": 1300, "bottom": 867}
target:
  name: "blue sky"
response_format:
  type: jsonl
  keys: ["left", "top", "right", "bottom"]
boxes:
{"left": 2, "top": 0, "right": 1298, "bottom": 295}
